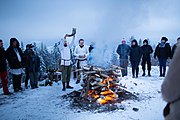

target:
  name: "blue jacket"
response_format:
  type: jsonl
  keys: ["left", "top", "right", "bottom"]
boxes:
{"left": 116, "top": 44, "right": 130, "bottom": 59}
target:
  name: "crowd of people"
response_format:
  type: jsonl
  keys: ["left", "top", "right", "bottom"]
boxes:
{"left": 116, "top": 37, "right": 180, "bottom": 78}
{"left": 0, "top": 38, "right": 40, "bottom": 95}
{"left": 0, "top": 36, "right": 180, "bottom": 95}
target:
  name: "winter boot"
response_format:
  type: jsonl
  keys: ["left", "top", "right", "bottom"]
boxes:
{"left": 62, "top": 82, "right": 66, "bottom": 91}
{"left": 162, "top": 67, "right": 166, "bottom": 77}
{"left": 136, "top": 68, "right": 139, "bottom": 78}
{"left": 148, "top": 71, "right": 151, "bottom": 76}
{"left": 142, "top": 70, "right": 145, "bottom": 76}
{"left": 160, "top": 66, "right": 163, "bottom": 77}
{"left": 66, "top": 81, "right": 73, "bottom": 89}
{"left": 132, "top": 69, "right": 135, "bottom": 78}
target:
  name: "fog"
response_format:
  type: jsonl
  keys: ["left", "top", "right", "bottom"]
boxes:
{"left": 0, "top": 0, "right": 179, "bottom": 49}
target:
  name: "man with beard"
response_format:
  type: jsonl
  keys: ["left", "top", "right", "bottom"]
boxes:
{"left": 59, "top": 34, "right": 75, "bottom": 91}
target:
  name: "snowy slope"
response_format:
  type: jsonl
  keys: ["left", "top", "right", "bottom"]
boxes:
{"left": 0, "top": 66, "right": 166, "bottom": 120}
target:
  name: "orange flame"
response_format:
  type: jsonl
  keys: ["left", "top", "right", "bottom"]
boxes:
{"left": 88, "top": 77, "right": 118, "bottom": 105}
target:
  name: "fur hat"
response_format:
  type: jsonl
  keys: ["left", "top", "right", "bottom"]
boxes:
{"left": 161, "top": 37, "right": 168, "bottom": 42}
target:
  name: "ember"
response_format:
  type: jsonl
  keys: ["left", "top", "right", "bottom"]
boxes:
{"left": 62, "top": 65, "right": 138, "bottom": 112}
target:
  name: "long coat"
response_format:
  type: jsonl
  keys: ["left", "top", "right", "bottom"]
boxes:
{"left": 6, "top": 39, "right": 24, "bottom": 69}
{"left": 130, "top": 45, "right": 142, "bottom": 62}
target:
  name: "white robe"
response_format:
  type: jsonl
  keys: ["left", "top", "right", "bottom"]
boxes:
{"left": 59, "top": 37, "right": 75, "bottom": 66}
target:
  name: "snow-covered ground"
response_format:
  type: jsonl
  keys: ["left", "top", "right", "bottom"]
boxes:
{"left": 0, "top": 66, "right": 166, "bottom": 120}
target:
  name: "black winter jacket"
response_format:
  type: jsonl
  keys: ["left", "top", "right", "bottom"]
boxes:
{"left": 0, "top": 47, "right": 7, "bottom": 72}
{"left": 130, "top": 40, "right": 142, "bottom": 62}
{"left": 154, "top": 43, "right": 171, "bottom": 59}
{"left": 141, "top": 45, "right": 153, "bottom": 60}
{"left": 6, "top": 39, "right": 24, "bottom": 69}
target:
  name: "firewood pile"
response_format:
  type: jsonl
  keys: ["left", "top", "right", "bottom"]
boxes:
{"left": 62, "top": 65, "right": 138, "bottom": 112}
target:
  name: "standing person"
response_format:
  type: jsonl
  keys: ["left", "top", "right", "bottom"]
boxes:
{"left": 27, "top": 51, "right": 40, "bottom": 89}
{"left": 74, "top": 39, "right": 89, "bottom": 84}
{"left": 0, "top": 39, "right": 11, "bottom": 95}
{"left": 154, "top": 37, "right": 171, "bottom": 77}
{"left": 130, "top": 39, "right": 142, "bottom": 78}
{"left": 6, "top": 38, "right": 24, "bottom": 92}
{"left": 24, "top": 44, "right": 33, "bottom": 89}
{"left": 116, "top": 38, "right": 130, "bottom": 77}
{"left": 88, "top": 42, "right": 95, "bottom": 65}
{"left": 161, "top": 44, "right": 180, "bottom": 120}
{"left": 59, "top": 34, "right": 75, "bottom": 91}
{"left": 141, "top": 39, "right": 153, "bottom": 76}
{"left": 171, "top": 37, "right": 180, "bottom": 58}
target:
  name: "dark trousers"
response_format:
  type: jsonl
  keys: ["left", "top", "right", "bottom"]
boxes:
{"left": 12, "top": 74, "right": 22, "bottom": 90}
{"left": 29, "top": 72, "right": 39, "bottom": 88}
{"left": 131, "top": 61, "right": 140, "bottom": 77}
{"left": 158, "top": 58, "right": 167, "bottom": 76}
{"left": 74, "top": 59, "right": 87, "bottom": 80}
{"left": 25, "top": 70, "right": 29, "bottom": 87}
{"left": 142, "top": 58, "right": 151, "bottom": 71}
{"left": 120, "top": 59, "right": 128, "bottom": 77}
{"left": 0, "top": 71, "right": 9, "bottom": 94}
{"left": 61, "top": 65, "right": 72, "bottom": 82}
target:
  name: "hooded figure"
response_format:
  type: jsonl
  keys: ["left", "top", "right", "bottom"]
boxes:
{"left": 6, "top": 38, "right": 24, "bottom": 92}
{"left": 141, "top": 39, "right": 153, "bottom": 76}
{"left": 161, "top": 44, "right": 180, "bottom": 120}
{"left": 171, "top": 37, "right": 180, "bottom": 58}
{"left": 130, "top": 39, "right": 142, "bottom": 78}
{"left": 116, "top": 38, "right": 130, "bottom": 77}
{"left": 154, "top": 37, "right": 171, "bottom": 77}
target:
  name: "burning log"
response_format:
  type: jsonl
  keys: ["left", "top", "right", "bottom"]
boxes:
{"left": 61, "top": 64, "right": 138, "bottom": 112}
{"left": 111, "top": 65, "right": 124, "bottom": 70}
{"left": 69, "top": 65, "right": 137, "bottom": 108}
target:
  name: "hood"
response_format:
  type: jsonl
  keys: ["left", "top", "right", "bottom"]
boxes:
{"left": 143, "top": 39, "right": 148, "bottom": 45}
{"left": 161, "top": 37, "right": 168, "bottom": 42}
{"left": 131, "top": 39, "right": 138, "bottom": 47}
{"left": 10, "top": 38, "right": 20, "bottom": 48}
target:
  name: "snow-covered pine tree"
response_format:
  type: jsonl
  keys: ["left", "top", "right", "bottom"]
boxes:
{"left": 52, "top": 43, "right": 60, "bottom": 70}
{"left": 21, "top": 41, "right": 24, "bottom": 51}
{"left": 111, "top": 48, "right": 119, "bottom": 66}
{"left": 128, "top": 36, "right": 135, "bottom": 45}
{"left": 139, "top": 39, "right": 142, "bottom": 46}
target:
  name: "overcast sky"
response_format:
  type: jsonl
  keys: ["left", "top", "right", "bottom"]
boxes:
{"left": 0, "top": 0, "right": 179, "bottom": 48}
